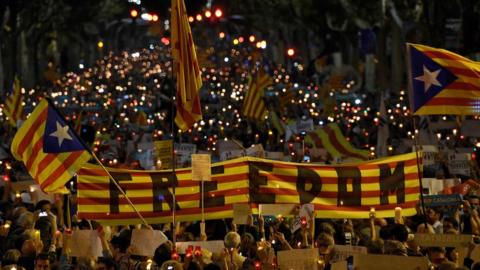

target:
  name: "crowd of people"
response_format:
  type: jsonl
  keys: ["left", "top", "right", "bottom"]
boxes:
{"left": 2, "top": 17, "right": 480, "bottom": 270}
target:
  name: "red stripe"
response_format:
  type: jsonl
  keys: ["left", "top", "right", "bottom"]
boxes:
{"left": 78, "top": 173, "right": 249, "bottom": 190}
{"left": 78, "top": 201, "right": 419, "bottom": 220}
{"left": 262, "top": 172, "right": 420, "bottom": 185}
{"left": 307, "top": 131, "right": 325, "bottom": 149}
{"left": 40, "top": 151, "right": 85, "bottom": 190}
{"left": 426, "top": 97, "right": 477, "bottom": 107}
{"left": 421, "top": 50, "right": 468, "bottom": 62}
{"left": 259, "top": 186, "right": 420, "bottom": 198}
{"left": 79, "top": 204, "right": 233, "bottom": 219}
{"left": 11, "top": 89, "right": 22, "bottom": 123}
{"left": 446, "top": 67, "right": 480, "bottom": 79}
{"left": 35, "top": 154, "right": 56, "bottom": 180}
{"left": 324, "top": 126, "right": 367, "bottom": 160}
{"left": 25, "top": 137, "right": 44, "bottom": 170}
{"left": 17, "top": 108, "right": 48, "bottom": 156}
{"left": 447, "top": 82, "right": 480, "bottom": 91}
{"left": 78, "top": 187, "right": 250, "bottom": 205}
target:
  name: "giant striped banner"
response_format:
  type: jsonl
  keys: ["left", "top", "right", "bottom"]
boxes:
{"left": 77, "top": 152, "right": 421, "bottom": 225}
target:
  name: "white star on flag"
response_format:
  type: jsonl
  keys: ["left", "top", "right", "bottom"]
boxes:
{"left": 414, "top": 65, "right": 442, "bottom": 92}
{"left": 50, "top": 121, "right": 72, "bottom": 147}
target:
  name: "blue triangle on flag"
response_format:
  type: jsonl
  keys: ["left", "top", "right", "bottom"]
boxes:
{"left": 410, "top": 46, "right": 458, "bottom": 112}
{"left": 43, "top": 105, "right": 85, "bottom": 153}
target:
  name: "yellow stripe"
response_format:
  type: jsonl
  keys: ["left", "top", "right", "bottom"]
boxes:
{"left": 415, "top": 105, "right": 478, "bottom": 115}
{"left": 11, "top": 99, "right": 48, "bottom": 161}
{"left": 435, "top": 89, "right": 480, "bottom": 99}
{"left": 329, "top": 124, "right": 370, "bottom": 159}
{"left": 430, "top": 58, "right": 480, "bottom": 73}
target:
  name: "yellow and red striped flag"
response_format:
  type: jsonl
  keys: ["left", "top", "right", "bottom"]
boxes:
{"left": 4, "top": 76, "right": 24, "bottom": 127}
{"left": 242, "top": 69, "right": 273, "bottom": 121}
{"left": 305, "top": 123, "right": 370, "bottom": 162}
{"left": 76, "top": 153, "right": 420, "bottom": 225}
{"left": 10, "top": 99, "right": 91, "bottom": 192}
{"left": 172, "top": 0, "right": 203, "bottom": 131}
{"left": 407, "top": 43, "right": 480, "bottom": 115}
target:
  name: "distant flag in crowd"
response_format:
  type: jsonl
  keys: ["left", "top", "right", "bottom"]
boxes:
{"left": 137, "top": 111, "right": 148, "bottom": 126}
{"left": 4, "top": 76, "right": 24, "bottom": 127}
{"left": 269, "top": 111, "right": 285, "bottom": 136}
{"left": 376, "top": 92, "right": 388, "bottom": 157}
{"left": 278, "top": 90, "right": 295, "bottom": 109}
{"left": 407, "top": 43, "right": 480, "bottom": 115}
{"left": 172, "top": 0, "right": 203, "bottom": 131}
{"left": 242, "top": 69, "right": 273, "bottom": 121}
{"left": 10, "top": 99, "right": 91, "bottom": 192}
{"left": 305, "top": 123, "right": 370, "bottom": 162}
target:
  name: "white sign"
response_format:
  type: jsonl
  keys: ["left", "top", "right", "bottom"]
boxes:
{"left": 291, "top": 204, "right": 314, "bottom": 232}
{"left": 175, "top": 143, "right": 197, "bottom": 165}
{"left": 331, "top": 245, "right": 367, "bottom": 263}
{"left": 70, "top": 230, "right": 103, "bottom": 257}
{"left": 353, "top": 254, "right": 428, "bottom": 270}
{"left": 259, "top": 204, "right": 297, "bottom": 216}
{"left": 233, "top": 204, "right": 252, "bottom": 225}
{"left": 420, "top": 145, "right": 438, "bottom": 166}
{"left": 246, "top": 144, "right": 265, "bottom": 158}
{"left": 277, "top": 248, "right": 319, "bottom": 270}
{"left": 130, "top": 229, "right": 168, "bottom": 257}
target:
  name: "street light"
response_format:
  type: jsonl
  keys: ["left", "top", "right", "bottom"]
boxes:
{"left": 287, "top": 48, "right": 295, "bottom": 57}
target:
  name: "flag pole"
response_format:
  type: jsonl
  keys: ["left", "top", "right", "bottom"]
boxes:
{"left": 43, "top": 98, "right": 148, "bottom": 226}
{"left": 411, "top": 115, "right": 428, "bottom": 228}
{"left": 90, "top": 151, "right": 149, "bottom": 226}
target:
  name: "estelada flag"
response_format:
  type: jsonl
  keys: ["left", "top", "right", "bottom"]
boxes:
{"left": 4, "top": 76, "right": 24, "bottom": 127}
{"left": 172, "top": 0, "right": 203, "bottom": 131}
{"left": 407, "top": 43, "right": 480, "bottom": 115}
{"left": 242, "top": 69, "right": 273, "bottom": 121}
{"left": 305, "top": 123, "right": 370, "bottom": 162}
{"left": 10, "top": 99, "right": 91, "bottom": 192}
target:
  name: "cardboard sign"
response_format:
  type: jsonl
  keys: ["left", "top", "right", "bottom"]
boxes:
{"left": 246, "top": 144, "right": 265, "bottom": 158}
{"left": 191, "top": 154, "right": 211, "bottom": 181}
{"left": 29, "top": 185, "right": 55, "bottom": 204}
{"left": 331, "top": 261, "right": 348, "bottom": 270}
{"left": 154, "top": 140, "right": 173, "bottom": 169}
{"left": 423, "top": 194, "right": 463, "bottom": 207}
{"left": 447, "top": 153, "right": 471, "bottom": 176}
{"left": 175, "top": 241, "right": 225, "bottom": 254}
{"left": 233, "top": 204, "right": 251, "bottom": 225}
{"left": 277, "top": 248, "right": 319, "bottom": 270}
{"left": 353, "top": 254, "right": 428, "bottom": 270}
{"left": 259, "top": 204, "right": 297, "bottom": 216}
{"left": 130, "top": 229, "right": 168, "bottom": 257}
{"left": 220, "top": 149, "right": 245, "bottom": 161}
{"left": 265, "top": 151, "right": 284, "bottom": 161}
{"left": 70, "top": 230, "right": 103, "bottom": 257}
{"left": 414, "top": 233, "right": 471, "bottom": 247}
{"left": 331, "top": 245, "right": 367, "bottom": 263}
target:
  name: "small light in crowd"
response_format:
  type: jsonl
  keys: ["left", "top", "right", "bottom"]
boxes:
{"left": 130, "top": 9, "right": 138, "bottom": 18}
{"left": 219, "top": 32, "right": 225, "bottom": 39}
{"left": 97, "top": 41, "right": 104, "bottom": 48}
{"left": 249, "top": 35, "right": 255, "bottom": 42}
{"left": 188, "top": 16, "right": 194, "bottom": 23}
{"left": 287, "top": 48, "right": 295, "bottom": 56}
{"left": 196, "top": 14, "right": 202, "bottom": 21}
{"left": 214, "top": 8, "right": 223, "bottom": 18}
{"left": 204, "top": 10, "right": 212, "bottom": 18}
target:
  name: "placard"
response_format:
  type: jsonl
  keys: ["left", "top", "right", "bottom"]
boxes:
{"left": 191, "top": 154, "right": 211, "bottom": 181}
{"left": 175, "top": 241, "right": 225, "bottom": 254}
{"left": 259, "top": 204, "right": 297, "bottom": 216}
{"left": 420, "top": 145, "right": 438, "bottom": 166}
{"left": 277, "top": 248, "right": 318, "bottom": 270}
{"left": 331, "top": 245, "right": 367, "bottom": 263}
{"left": 423, "top": 194, "right": 463, "bottom": 207}
{"left": 154, "top": 140, "right": 173, "bottom": 169}
{"left": 246, "top": 144, "right": 265, "bottom": 158}
{"left": 219, "top": 149, "right": 245, "bottom": 161}
{"left": 233, "top": 204, "right": 252, "bottom": 225}
{"left": 331, "top": 261, "right": 348, "bottom": 270}
{"left": 353, "top": 254, "right": 428, "bottom": 270}
{"left": 414, "top": 233, "right": 471, "bottom": 247}
{"left": 130, "top": 229, "right": 168, "bottom": 257}
{"left": 447, "top": 153, "right": 471, "bottom": 176}
{"left": 175, "top": 143, "right": 197, "bottom": 165}
{"left": 70, "top": 230, "right": 103, "bottom": 257}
